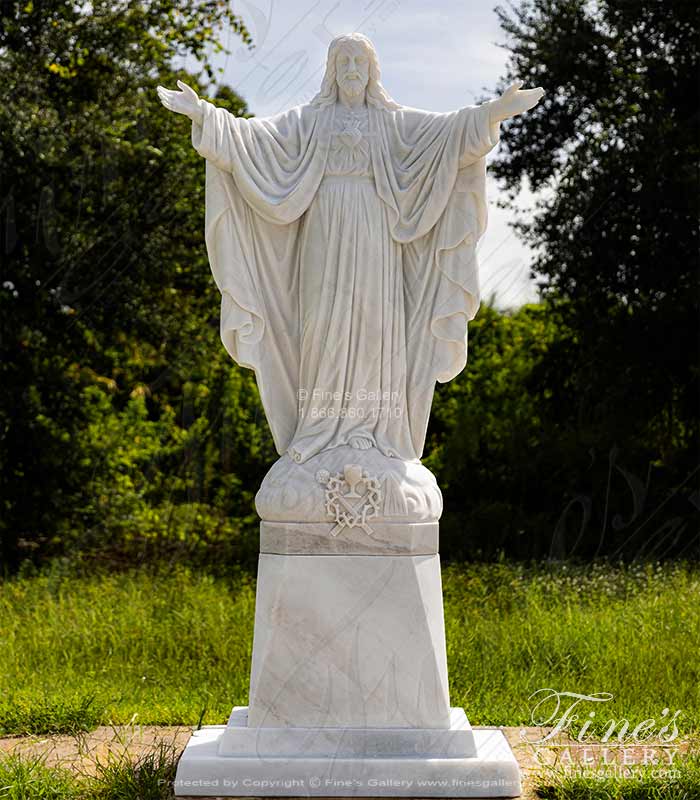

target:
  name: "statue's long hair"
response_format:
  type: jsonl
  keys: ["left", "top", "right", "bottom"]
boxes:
{"left": 310, "top": 33, "right": 401, "bottom": 111}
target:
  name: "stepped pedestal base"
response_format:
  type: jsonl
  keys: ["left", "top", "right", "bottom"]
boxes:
{"left": 174, "top": 707, "right": 521, "bottom": 797}
{"left": 175, "top": 522, "right": 521, "bottom": 797}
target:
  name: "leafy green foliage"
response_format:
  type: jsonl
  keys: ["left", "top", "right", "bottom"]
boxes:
{"left": 494, "top": 0, "right": 698, "bottom": 312}
{"left": 0, "top": 1, "right": 273, "bottom": 572}
{"left": 428, "top": 304, "right": 561, "bottom": 557}
{"left": 460, "top": 0, "right": 700, "bottom": 557}
{"left": 428, "top": 298, "right": 698, "bottom": 559}
{"left": 0, "top": 0, "right": 697, "bottom": 570}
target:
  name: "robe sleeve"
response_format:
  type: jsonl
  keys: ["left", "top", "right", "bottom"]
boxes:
{"left": 371, "top": 102, "right": 500, "bottom": 457}
{"left": 425, "top": 103, "right": 500, "bottom": 382}
{"left": 457, "top": 101, "right": 501, "bottom": 167}
{"left": 191, "top": 100, "right": 329, "bottom": 225}
{"left": 190, "top": 101, "right": 240, "bottom": 173}
{"left": 189, "top": 101, "right": 330, "bottom": 453}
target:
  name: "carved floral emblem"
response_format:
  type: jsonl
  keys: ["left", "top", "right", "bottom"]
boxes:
{"left": 316, "top": 464, "right": 382, "bottom": 536}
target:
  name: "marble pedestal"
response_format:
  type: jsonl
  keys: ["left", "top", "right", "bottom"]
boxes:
{"left": 174, "top": 712, "right": 520, "bottom": 797}
{"left": 175, "top": 450, "right": 520, "bottom": 796}
{"left": 248, "top": 553, "right": 451, "bottom": 728}
{"left": 175, "top": 554, "right": 520, "bottom": 796}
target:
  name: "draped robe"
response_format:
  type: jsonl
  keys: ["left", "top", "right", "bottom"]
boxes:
{"left": 192, "top": 98, "right": 499, "bottom": 463}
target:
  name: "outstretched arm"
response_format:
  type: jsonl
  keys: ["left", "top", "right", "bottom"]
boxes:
{"left": 156, "top": 80, "right": 204, "bottom": 125}
{"left": 157, "top": 80, "right": 239, "bottom": 172}
{"left": 488, "top": 80, "right": 545, "bottom": 124}
{"left": 458, "top": 81, "right": 545, "bottom": 167}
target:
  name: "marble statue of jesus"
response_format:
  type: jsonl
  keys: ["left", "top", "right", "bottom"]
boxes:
{"left": 158, "top": 34, "right": 543, "bottom": 467}
{"left": 164, "top": 34, "right": 545, "bottom": 794}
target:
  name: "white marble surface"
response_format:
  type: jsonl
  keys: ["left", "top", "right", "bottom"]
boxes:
{"left": 158, "top": 33, "right": 540, "bottom": 796}
{"left": 259, "top": 520, "right": 439, "bottom": 555}
{"left": 158, "top": 34, "right": 543, "bottom": 473}
{"left": 248, "top": 554, "right": 451, "bottom": 729}
{"left": 218, "top": 706, "right": 475, "bottom": 758}
{"left": 174, "top": 726, "right": 520, "bottom": 797}
{"left": 256, "top": 446, "right": 442, "bottom": 525}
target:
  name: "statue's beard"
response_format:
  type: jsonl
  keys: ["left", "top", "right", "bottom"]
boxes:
{"left": 339, "top": 77, "right": 367, "bottom": 97}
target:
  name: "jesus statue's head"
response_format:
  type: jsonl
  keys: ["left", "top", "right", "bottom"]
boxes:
{"left": 310, "top": 33, "right": 400, "bottom": 110}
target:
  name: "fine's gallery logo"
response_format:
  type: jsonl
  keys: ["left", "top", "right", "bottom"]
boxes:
{"left": 522, "top": 689, "right": 685, "bottom": 773}
{"left": 525, "top": 688, "right": 681, "bottom": 744}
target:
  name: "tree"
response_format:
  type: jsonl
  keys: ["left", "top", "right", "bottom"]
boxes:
{"left": 0, "top": 2, "right": 274, "bottom": 572}
{"left": 482, "top": 0, "right": 699, "bottom": 556}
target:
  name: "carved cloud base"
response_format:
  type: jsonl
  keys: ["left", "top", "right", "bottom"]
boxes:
{"left": 255, "top": 446, "right": 442, "bottom": 525}
{"left": 176, "top": 457, "right": 521, "bottom": 796}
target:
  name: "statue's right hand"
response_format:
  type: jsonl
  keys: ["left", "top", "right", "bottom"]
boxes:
{"left": 156, "top": 80, "right": 204, "bottom": 125}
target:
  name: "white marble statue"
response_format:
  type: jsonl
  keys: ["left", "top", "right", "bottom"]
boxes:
{"left": 160, "top": 33, "right": 543, "bottom": 798}
{"left": 158, "top": 33, "right": 542, "bottom": 466}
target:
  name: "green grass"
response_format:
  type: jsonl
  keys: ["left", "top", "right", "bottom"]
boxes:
{"left": 443, "top": 561, "right": 700, "bottom": 735}
{"left": 0, "top": 697, "right": 102, "bottom": 738}
{"left": 0, "top": 562, "right": 698, "bottom": 737}
{"left": 89, "top": 743, "right": 178, "bottom": 800}
{"left": 1, "top": 751, "right": 698, "bottom": 800}
{"left": 0, "top": 569, "right": 255, "bottom": 733}
{"left": 0, "top": 747, "right": 179, "bottom": 799}
{"left": 534, "top": 752, "right": 700, "bottom": 799}
{"left": 0, "top": 756, "right": 76, "bottom": 799}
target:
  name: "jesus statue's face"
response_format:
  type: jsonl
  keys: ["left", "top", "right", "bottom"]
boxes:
{"left": 335, "top": 42, "right": 370, "bottom": 98}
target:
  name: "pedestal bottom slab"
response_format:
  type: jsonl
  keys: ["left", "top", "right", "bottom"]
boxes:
{"left": 174, "top": 714, "right": 521, "bottom": 798}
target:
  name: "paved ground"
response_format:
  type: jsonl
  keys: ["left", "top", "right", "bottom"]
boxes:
{"left": 0, "top": 725, "right": 693, "bottom": 799}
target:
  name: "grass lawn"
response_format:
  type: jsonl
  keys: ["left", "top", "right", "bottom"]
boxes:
{"left": 2, "top": 750, "right": 698, "bottom": 800}
{"left": 0, "top": 561, "right": 698, "bottom": 738}
{"left": 0, "top": 746, "right": 178, "bottom": 799}
{"left": 534, "top": 754, "right": 700, "bottom": 799}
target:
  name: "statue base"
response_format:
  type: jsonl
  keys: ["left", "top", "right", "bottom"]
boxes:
{"left": 246, "top": 553, "right": 451, "bottom": 727}
{"left": 175, "top": 466, "right": 521, "bottom": 798}
{"left": 174, "top": 550, "right": 522, "bottom": 797}
{"left": 174, "top": 709, "right": 521, "bottom": 797}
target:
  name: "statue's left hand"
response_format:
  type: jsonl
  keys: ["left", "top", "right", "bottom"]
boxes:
{"left": 156, "top": 80, "right": 204, "bottom": 125}
{"left": 489, "top": 81, "right": 545, "bottom": 124}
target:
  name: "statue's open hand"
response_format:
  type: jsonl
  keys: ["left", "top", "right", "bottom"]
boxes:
{"left": 490, "top": 81, "right": 545, "bottom": 124}
{"left": 156, "top": 80, "right": 203, "bottom": 125}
